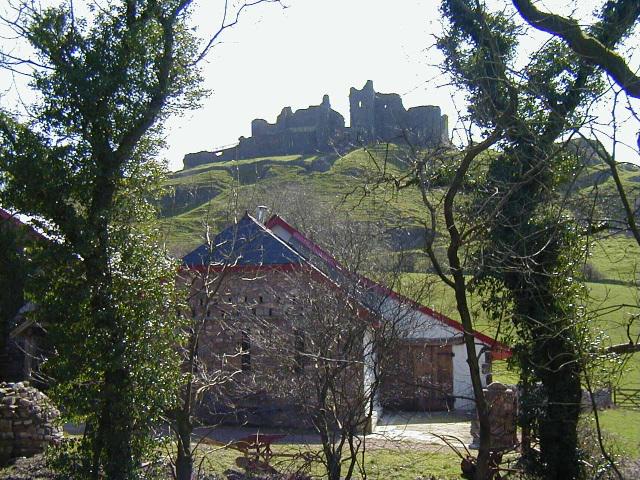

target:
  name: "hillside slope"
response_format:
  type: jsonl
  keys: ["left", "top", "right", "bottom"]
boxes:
{"left": 161, "top": 143, "right": 640, "bottom": 262}
{"left": 161, "top": 143, "right": 640, "bottom": 389}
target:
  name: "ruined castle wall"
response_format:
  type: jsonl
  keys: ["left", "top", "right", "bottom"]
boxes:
{"left": 239, "top": 130, "right": 319, "bottom": 158}
{"left": 440, "top": 114, "right": 449, "bottom": 142}
{"left": 374, "top": 92, "right": 407, "bottom": 142}
{"left": 251, "top": 118, "right": 278, "bottom": 137}
{"left": 182, "top": 81, "right": 449, "bottom": 169}
{"left": 183, "top": 146, "right": 240, "bottom": 168}
{"left": 407, "top": 106, "right": 443, "bottom": 145}
{"left": 349, "top": 81, "right": 377, "bottom": 144}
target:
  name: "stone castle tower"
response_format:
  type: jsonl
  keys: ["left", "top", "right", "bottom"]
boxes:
{"left": 349, "top": 80, "right": 448, "bottom": 147}
{"left": 183, "top": 81, "right": 449, "bottom": 168}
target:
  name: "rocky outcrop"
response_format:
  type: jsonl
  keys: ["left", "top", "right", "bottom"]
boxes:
{"left": 0, "top": 382, "right": 62, "bottom": 465}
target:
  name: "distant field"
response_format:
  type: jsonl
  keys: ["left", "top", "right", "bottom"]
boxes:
{"left": 595, "top": 409, "right": 640, "bottom": 458}
{"left": 589, "top": 234, "right": 640, "bottom": 284}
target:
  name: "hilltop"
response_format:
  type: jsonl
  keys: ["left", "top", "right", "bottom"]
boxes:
{"left": 161, "top": 140, "right": 640, "bottom": 264}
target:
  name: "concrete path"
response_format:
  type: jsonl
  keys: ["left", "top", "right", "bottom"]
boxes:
{"left": 188, "top": 411, "right": 474, "bottom": 453}
{"left": 370, "top": 411, "right": 474, "bottom": 450}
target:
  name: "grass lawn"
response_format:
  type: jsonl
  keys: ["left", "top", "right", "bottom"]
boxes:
{"left": 589, "top": 409, "right": 640, "bottom": 459}
{"left": 193, "top": 444, "right": 462, "bottom": 479}
{"left": 589, "top": 234, "right": 640, "bottom": 284}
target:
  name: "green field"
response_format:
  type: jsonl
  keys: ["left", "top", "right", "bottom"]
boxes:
{"left": 161, "top": 145, "right": 640, "bottom": 461}
{"left": 191, "top": 445, "right": 462, "bottom": 480}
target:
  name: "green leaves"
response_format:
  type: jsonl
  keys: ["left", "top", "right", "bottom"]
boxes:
{"left": 1, "top": 0, "right": 204, "bottom": 475}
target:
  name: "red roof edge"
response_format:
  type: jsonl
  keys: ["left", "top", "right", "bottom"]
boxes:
{"left": 0, "top": 208, "right": 47, "bottom": 242}
{"left": 266, "top": 214, "right": 512, "bottom": 359}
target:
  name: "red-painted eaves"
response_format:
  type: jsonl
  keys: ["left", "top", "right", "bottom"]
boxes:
{"left": 0, "top": 208, "right": 47, "bottom": 242}
{"left": 266, "top": 214, "right": 511, "bottom": 359}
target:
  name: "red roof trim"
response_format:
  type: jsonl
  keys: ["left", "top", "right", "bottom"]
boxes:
{"left": 267, "top": 215, "right": 340, "bottom": 270}
{"left": 266, "top": 214, "right": 511, "bottom": 358}
{"left": 0, "top": 208, "right": 47, "bottom": 241}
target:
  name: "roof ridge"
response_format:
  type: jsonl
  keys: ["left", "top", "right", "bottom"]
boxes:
{"left": 265, "top": 214, "right": 511, "bottom": 356}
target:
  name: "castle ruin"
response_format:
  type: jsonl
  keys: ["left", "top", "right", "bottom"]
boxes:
{"left": 183, "top": 80, "right": 449, "bottom": 168}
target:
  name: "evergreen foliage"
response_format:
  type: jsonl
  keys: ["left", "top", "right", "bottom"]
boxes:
{"left": 0, "top": 1, "right": 203, "bottom": 477}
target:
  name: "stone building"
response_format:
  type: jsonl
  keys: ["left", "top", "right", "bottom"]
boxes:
{"left": 349, "top": 80, "right": 448, "bottom": 147}
{"left": 183, "top": 81, "right": 449, "bottom": 168}
{"left": 181, "top": 211, "right": 510, "bottom": 429}
{"left": 0, "top": 209, "right": 46, "bottom": 384}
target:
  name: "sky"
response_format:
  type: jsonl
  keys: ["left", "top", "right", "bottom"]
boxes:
{"left": 161, "top": 0, "right": 640, "bottom": 171}
{"left": 164, "top": 0, "right": 455, "bottom": 170}
{"left": 1, "top": 0, "right": 638, "bottom": 171}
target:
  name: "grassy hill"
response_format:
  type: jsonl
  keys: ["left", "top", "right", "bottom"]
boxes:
{"left": 160, "top": 144, "right": 435, "bottom": 256}
{"left": 161, "top": 143, "right": 640, "bottom": 369}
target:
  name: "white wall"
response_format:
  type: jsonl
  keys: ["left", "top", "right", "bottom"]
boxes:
{"left": 452, "top": 343, "right": 490, "bottom": 411}
{"left": 362, "top": 329, "right": 383, "bottom": 431}
{"left": 381, "top": 296, "right": 492, "bottom": 412}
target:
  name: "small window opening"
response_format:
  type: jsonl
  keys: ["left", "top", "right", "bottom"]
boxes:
{"left": 252, "top": 308, "right": 256, "bottom": 315}
{"left": 199, "top": 298, "right": 203, "bottom": 306}
{"left": 241, "top": 331, "right": 251, "bottom": 371}
{"left": 268, "top": 308, "right": 273, "bottom": 316}
{"left": 294, "top": 329, "right": 305, "bottom": 373}
{"left": 259, "top": 296, "right": 264, "bottom": 304}
{"left": 206, "top": 309, "right": 210, "bottom": 318}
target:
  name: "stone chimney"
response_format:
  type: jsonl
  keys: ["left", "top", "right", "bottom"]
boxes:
{"left": 255, "top": 205, "right": 268, "bottom": 224}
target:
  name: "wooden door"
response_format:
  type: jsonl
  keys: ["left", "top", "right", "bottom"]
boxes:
{"left": 411, "top": 344, "right": 453, "bottom": 411}
{"left": 381, "top": 342, "right": 454, "bottom": 411}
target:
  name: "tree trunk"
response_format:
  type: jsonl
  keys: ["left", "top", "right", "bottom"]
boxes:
{"left": 100, "top": 367, "right": 135, "bottom": 479}
{"left": 327, "top": 453, "right": 341, "bottom": 480}
{"left": 175, "top": 411, "right": 193, "bottom": 480}
{"left": 537, "top": 342, "right": 582, "bottom": 479}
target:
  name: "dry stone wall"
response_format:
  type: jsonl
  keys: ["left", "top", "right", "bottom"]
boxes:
{"left": 0, "top": 382, "right": 62, "bottom": 465}
{"left": 470, "top": 382, "right": 518, "bottom": 450}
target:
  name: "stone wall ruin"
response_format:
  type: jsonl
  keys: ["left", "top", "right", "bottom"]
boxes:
{"left": 0, "top": 382, "right": 62, "bottom": 465}
{"left": 183, "top": 81, "right": 449, "bottom": 168}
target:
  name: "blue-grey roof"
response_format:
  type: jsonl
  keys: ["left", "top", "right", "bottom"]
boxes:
{"left": 182, "top": 214, "right": 307, "bottom": 268}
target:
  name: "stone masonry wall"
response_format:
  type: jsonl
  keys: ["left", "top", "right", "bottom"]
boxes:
{"left": 183, "top": 81, "right": 449, "bottom": 169}
{"left": 0, "top": 382, "right": 62, "bottom": 465}
{"left": 186, "top": 269, "right": 366, "bottom": 429}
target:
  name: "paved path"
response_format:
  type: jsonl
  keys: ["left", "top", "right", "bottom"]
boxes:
{"left": 370, "top": 411, "right": 474, "bottom": 450}
{"left": 190, "top": 411, "right": 474, "bottom": 452}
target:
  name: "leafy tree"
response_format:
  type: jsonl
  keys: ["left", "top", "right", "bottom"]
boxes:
{"left": 436, "top": 1, "right": 639, "bottom": 478}
{"left": 0, "top": 1, "right": 203, "bottom": 477}
{"left": 0, "top": 216, "right": 31, "bottom": 380}
{"left": 0, "top": 0, "right": 283, "bottom": 476}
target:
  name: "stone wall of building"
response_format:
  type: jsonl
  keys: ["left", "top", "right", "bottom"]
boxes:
{"left": 183, "top": 82, "right": 449, "bottom": 169}
{"left": 186, "top": 269, "right": 366, "bottom": 429}
{"left": 0, "top": 382, "right": 62, "bottom": 465}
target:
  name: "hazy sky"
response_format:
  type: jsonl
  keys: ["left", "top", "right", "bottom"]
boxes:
{"left": 164, "top": 0, "right": 455, "bottom": 170}
{"left": 162, "top": 0, "right": 640, "bottom": 171}
{"left": 1, "top": 1, "right": 638, "bottom": 171}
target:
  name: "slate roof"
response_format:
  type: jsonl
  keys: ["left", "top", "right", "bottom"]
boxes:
{"left": 182, "top": 213, "right": 307, "bottom": 268}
